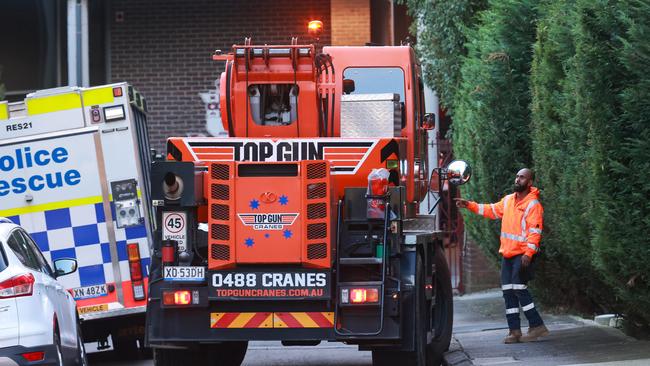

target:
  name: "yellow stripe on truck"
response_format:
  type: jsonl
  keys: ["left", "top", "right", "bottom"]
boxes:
{"left": 0, "top": 101, "right": 8, "bottom": 120}
{"left": 26, "top": 92, "right": 83, "bottom": 115}
{"left": 0, "top": 195, "right": 104, "bottom": 217}
{"left": 82, "top": 87, "right": 115, "bottom": 106}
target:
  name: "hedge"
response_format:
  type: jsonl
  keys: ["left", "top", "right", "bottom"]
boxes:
{"left": 408, "top": 0, "right": 650, "bottom": 327}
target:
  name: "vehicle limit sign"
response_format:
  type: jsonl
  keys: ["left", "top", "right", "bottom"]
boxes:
{"left": 162, "top": 212, "right": 187, "bottom": 251}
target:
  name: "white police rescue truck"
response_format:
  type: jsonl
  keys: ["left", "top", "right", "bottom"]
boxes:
{"left": 0, "top": 83, "right": 155, "bottom": 357}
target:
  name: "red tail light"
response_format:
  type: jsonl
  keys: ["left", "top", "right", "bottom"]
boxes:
{"left": 343, "top": 288, "right": 380, "bottom": 305}
{"left": 0, "top": 273, "right": 35, "bottom": 298}
{"left": 21, "top": 351, "right": 45, "bottom": 362}
{"left": 127, "top": 243, "right": 146, "bottom": 300}
{"left": 162, "top": 290, "right": 196, "bottom": 306}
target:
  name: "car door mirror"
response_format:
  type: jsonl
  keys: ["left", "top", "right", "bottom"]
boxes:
{"left": 53, "top": 258, "right": 78, "bottom": 277}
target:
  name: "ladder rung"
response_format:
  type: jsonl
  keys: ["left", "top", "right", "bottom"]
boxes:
{"left": 338, "top": 281, "right": 384, "bottom": 287}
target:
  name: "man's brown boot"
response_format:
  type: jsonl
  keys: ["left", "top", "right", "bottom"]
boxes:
{"left": 503, "top": 329, "right": 522, "bottom": 344}
{"left": 520, "top": 325, "right": 550, "bottom": 342}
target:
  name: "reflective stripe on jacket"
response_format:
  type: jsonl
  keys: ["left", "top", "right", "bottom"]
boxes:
{"left": 467, "top": 187, "right": 543, "bottom": 258}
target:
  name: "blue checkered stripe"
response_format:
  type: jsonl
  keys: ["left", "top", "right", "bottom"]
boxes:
{"left": 8, "top": 202, "right": 150, "bottom": 291}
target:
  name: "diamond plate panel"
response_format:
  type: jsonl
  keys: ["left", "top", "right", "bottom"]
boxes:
{"left": 340, "top": 93, "right": 401, "bottom": 138}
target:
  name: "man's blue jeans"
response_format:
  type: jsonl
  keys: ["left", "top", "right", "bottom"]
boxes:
{"left": 501, "top": 254, "right": 544, "bottom": 330}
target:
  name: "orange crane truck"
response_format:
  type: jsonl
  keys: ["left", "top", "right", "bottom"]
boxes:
{"left": 145, "top": 38, "right": 471, "bottom": 366}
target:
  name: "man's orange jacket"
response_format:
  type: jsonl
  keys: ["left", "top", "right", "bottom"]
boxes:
{"left": 466, "top": 187, "right": 543, "bottom": 258}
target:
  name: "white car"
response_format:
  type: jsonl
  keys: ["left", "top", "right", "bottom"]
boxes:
{"left": 0, "top": 218, "right": 86, "bottom": 366}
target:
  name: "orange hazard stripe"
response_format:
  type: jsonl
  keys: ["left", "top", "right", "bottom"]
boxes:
{"left": 210, "top": 312, "right": 273, "bottom": 328}
{"left": 273, "top": 312, "right": 334, "bottom": 328}
{"left": 210, "top": 312, "right": 334, "bottom": 328}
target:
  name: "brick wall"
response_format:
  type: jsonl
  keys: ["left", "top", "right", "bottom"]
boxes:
{"left": 110, "top": 0, "right": 331, "bottom": 151}
{"left": 330, "top": 0, "right": 370, "bottom": 46}
{"left": 462, "top": 238, "right": 501, "bottom": 293}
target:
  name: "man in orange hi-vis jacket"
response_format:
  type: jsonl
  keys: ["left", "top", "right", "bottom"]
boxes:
{"left": 455, "top": 168, "right": 549, "bottom": 344}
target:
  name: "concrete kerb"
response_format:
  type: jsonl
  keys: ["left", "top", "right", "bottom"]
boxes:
{"left": 442, "top": 336, "right": 474, "bottom": 366}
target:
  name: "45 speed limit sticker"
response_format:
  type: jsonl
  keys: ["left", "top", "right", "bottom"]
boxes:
{"left": 163, "top": 211, "right": 187, "bottom": 251}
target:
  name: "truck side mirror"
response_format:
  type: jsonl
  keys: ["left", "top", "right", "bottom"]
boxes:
{"left": 422, "top": 113, "right": 435, "bottom": 130}
{"left": 446, "top": 160, "right": 471, "bottom": 186}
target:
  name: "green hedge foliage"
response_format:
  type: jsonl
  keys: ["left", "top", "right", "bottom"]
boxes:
{"left": 408, "top": 0, "right": 650, "bottom": 325}
{"left": 404, "top": 0, "right": 488, "bottom": 110}
{"left": 453, "top": 0, "right": 538, "bottom": 261}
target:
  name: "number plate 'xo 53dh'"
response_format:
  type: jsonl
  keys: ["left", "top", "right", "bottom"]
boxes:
{"left": 209, "top": 269, "right": 330, "bottom": 300}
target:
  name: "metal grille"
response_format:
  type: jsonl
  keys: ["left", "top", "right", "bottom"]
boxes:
{"left": 211, "top": 224, "right": 230, "bottom": 241}
{"left": 307, "top": 203, "right": 327, "bottom": 219}
{"left": 306, "top": 163, "right": 327, "bottom": 179}
{"left": 307, "top": 183, "right": 327, "bottom": 199}
{"left": 307, "top": 223, "right": 327, "bottom": 239}
{"left": 211, "top": 184, "right": 230, "bottom": 200}
{"left": 307, "top": 243, "right": 327, "bottom": 259}
{"left": 211, "top": 164, "right": 230, "bottom": 180}
{"left": 211, "top": 244, "right": 230, "bottom": 260}
{"left": 211, "top": 204, "right": 229, "bottom": 221}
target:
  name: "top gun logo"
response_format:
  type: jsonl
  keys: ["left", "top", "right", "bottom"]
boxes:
{"left": 184, "top": 139, "right": 377, "bottom": 174}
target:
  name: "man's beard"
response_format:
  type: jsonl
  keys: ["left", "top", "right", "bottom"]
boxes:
{"left": 513, "top": 183, "right": 526, "bottom": 193}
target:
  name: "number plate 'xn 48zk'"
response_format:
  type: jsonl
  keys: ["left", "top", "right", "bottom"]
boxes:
{"left": 72, "top": 284, "right": 108, "bottom": 300}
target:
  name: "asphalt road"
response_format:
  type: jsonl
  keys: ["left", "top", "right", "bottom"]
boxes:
{"left": 88, "top": 341, "right": 373, "bottom": 366}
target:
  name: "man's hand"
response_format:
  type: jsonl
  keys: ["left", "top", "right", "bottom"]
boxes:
{"left": 521, "top": 254, "right": 532, "bottom": 268}
{"left": 454, "top": 198, "right": 469, "bottom": 208}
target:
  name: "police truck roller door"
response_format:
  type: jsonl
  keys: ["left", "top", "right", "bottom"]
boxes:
{"left": 0, "top": 83, "right": 155, "bottom": 359}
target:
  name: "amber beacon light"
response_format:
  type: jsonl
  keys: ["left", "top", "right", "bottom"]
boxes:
{"left": 308, "top": 20, "right": 323, "bottom": 40}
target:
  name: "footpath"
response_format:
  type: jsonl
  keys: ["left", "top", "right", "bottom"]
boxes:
{"left": 443, "top": 290, "right": 650, "bottom": 366}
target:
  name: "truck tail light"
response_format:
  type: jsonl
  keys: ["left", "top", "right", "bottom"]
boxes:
{"left": 162, "top": 290, "right": 199, "bottom": 306}
{"left": 127, "top": 243, "right": 146, "bottom": 300}
{"left": 341, "top": 287, "right": 380, "bottom": 305}
{"left": 0, "top": 273, "right": 35, "bottom": 298}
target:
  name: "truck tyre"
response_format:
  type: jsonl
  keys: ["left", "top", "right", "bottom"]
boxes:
{"left": 206, "top": 341, "right": 248, "bottom": 366}
{"left": 430, "top": 244, "right": 453, "bottom": 360}
{"left": 113, "top": 337, "right": 140, "bottom": 360}
{"left": 153, "top": 348, "right": 198, "bottom": 366}
{"left": 372, "top": 248, "right": 452, "bottom": 366}
{"left": 371, "top": 252, "right": 427, "bottom": 365}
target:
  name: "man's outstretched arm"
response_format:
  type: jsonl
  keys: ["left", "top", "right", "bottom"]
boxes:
{"left": 455, "top": 196, "right": 505, "bottom": 220}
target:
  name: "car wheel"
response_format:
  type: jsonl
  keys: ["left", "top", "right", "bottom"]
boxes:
{"left": 54, "top": 329, "right": 64, "bottom": 366}
{"left": 76, "top": 323, "right": 88, "bottom": 366}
